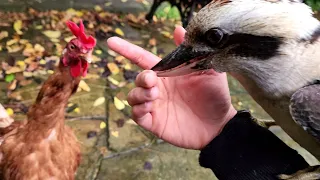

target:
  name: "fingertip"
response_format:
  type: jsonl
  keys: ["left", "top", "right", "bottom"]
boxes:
{"left": 136, "top": 70, "right": 158, "bottom": 88}
{"left": 144, "top": 71, "right": 158, "bottom": 88}
{"left": 107, "top": 36, "right": 120, "bottom": 46}
{"left": 174, "top": 26, "right": 186, "bottom": 46}
{"left": 133, "top": 113, "right": 153, "bottom": 131}
{"left": 132, "top": 101, "right": 152, "bottom": 119}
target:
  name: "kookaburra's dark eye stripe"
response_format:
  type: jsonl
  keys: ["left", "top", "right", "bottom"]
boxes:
{"left": 225, "top": 33, "right": 282, "bottom": 60}
{"left": 309, "top": 26, "right": 320, "bottom": 43}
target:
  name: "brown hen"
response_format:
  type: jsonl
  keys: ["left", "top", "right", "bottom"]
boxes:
{"left": 0, "top": 20, "right": 96, "bottom": 180}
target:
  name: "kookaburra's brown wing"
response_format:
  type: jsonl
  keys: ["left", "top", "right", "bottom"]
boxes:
{"left": 290, "top": 83, "right": 320, "bottom": 143}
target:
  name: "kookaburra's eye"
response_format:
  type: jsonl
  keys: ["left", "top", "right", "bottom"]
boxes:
{"left": 205, "top": 28, "right": 225, "bottom": 46}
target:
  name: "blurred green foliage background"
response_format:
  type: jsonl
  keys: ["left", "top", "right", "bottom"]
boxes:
{"left": 305, "top": 0, "right": 320, "bottom": 11}
{"left": 154, "top": 0, "right": 320, "bottom": 21}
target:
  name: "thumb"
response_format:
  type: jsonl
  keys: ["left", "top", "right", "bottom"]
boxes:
{"left": 174, "top": 26, "right": 186, "bottom": 46}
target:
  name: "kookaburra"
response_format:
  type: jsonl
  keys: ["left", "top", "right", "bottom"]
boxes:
{"left": 152, "top": 0, "right": 320, "bottom": 177}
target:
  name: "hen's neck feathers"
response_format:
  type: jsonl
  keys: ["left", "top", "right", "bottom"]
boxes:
{"left": 26, "top": 59, "right": 80, "bottom": 129}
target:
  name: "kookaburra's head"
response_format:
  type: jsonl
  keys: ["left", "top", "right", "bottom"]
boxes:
{"left": 152, "top": 0, "right": 320, "bottom": 97}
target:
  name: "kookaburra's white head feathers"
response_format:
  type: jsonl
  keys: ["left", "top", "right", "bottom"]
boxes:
{"left": 188, "top": 0, "right": 318, "bottom": 40}
{"left": 152, "top": 0, "right": 320, "bottom": 98}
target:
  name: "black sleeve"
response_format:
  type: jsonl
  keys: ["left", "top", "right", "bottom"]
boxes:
{"left": 199, "top": 110, "right": 309, "bottom": 180}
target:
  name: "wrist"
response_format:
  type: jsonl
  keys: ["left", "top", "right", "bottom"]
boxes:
{"left": 213, "top": 105, "right": 237, "bottom": 141}
{"left": 219, "top": 105, "right": 237, "bottom": 132}
{"left": 199, "top": 105, "right": 237, "bottom": 150}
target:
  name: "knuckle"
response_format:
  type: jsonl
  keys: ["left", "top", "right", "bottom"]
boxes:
{"left": 132, "top": 103, "right": 150, "bottom": 118}
{"left": 144, "top": 89, "right": 152, "bottom": 99}
{"left": 134, "top": 53, "right": 144, "bottom": 67}
{"left": 127, "top": 89, "right": 137, "bottom": 105}
{"left": 144, "top": 88, "right": 155, "bottom": 100}
{"left": 135, "top": 72, "right": 145, "bottom": 86}
{"left": 147, "top": 87, "right": 158, "bottom": 100}
{"left": 132, "top": 106, "right": 143, "bottom": 117}
{"left": 136, "top": 70, "right": 153, "bottom": 86}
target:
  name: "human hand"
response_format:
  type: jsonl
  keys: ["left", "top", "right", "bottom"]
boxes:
{"left": 107, "top": 26, "right": 237, "bottom": 150}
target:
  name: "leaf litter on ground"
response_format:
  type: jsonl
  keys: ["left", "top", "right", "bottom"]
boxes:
{"left": 0, "top": 6, "right": 180, "bottom": 119}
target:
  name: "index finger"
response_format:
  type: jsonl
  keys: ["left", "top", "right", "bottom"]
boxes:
{"left": 107, "top": 37, "right": 160, "bottom": 70}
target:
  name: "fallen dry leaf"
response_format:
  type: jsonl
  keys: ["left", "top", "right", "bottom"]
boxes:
{"left": 6, "top": 39, "right": 18, "bottom": 46}
{"left": 94, "top": 5, "right": 103, "bottom": 12}
{"left": 7, "top": 79, "right": 17, "bottom": 91}
{"left": 95, "top": 50, "right": 102, "bottom": 55}
{"left": 161, "top": 31, "right": 173, "bottom": 39}
{"left": 93, "top": 97, "right": 105, "bottom": 107}
{"left": 42, "top": 30, "right": 61, "bottom": 39}
{"left": 24, "top": 57, "right": 35, "bottom": 64}
{"left": 115, "top": 55, "right": 125, "bottom": 63}
{"left": 111, "top": 131, "right": 119, "bottom": 137}
{"left": 13, "top": 20, "right": 23, "bottom": 35}
{"left": 23, "top": 71, "right": 33, "bottom": 78}
{"left": 123, "top": 63, "right": 132, "bottom": 70}
{"left": 7, "top": 45, "right": 23, "bottom": 53}
{"left": 16, "top": 61, "right": 26, "bottom": 69}
{"left": 19, "top": 39, "right": 29, "bottom": 45}
{"left": 34, "top": 44, "right": 45, "bottom": 52}
{"left": 126, "top": 119, "right": 137, "bottom": 125}
{"left": 114, "top": 97, "right": 125, "bottom": 110}
{"left": 78, "top": 80, "right": 91, "bottom": 92}
{"left": 0, "top": 31, "right": 8, "bottom": 41}
{"left": 74, "top": 108, "right": 80, "bottom": 113}
{"left": 122, "top": 100, "right": 129, "bottom": 106}
{"left": 107, "top": 76, "right": 120, "bottom": 86}
{"left": 107, "top": 49, "right": 118, "bottom": 57}
{"left": 64, "top": 35, "right": 75, "bottom": 42}
{"left": 6, "top": 66, "right": 23, "bottom": 74}
{"left": 100, "top": 122, "right": 106, "bottom": 129}
{"left": 115, "top": 28, "right": 124, "bottom": 36}
{"left": 7, "top": 92, "right": 22, "bottom": 101}
{"left": 6, "top": 108, "right": 14, "bottom": 116}
{"left": 107, "top": 62, "right": 120, "bottom": 75}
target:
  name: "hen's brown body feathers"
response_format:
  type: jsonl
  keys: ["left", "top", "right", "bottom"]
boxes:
{"left": 0, "top": 62, "right": 81, "bottom": 180}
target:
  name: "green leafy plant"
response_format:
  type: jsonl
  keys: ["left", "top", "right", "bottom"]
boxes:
{"left": 155, "top": 2, "right": 181, "bottom": 20}
{"left": 305, "top": 0, "right": 320, "bottom": 11}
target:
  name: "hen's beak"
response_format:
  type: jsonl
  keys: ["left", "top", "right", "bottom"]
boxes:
{"left": 151, "top": 44, "right": 212, "bottom": 77}
{"left": 79, "top": 51, "right": 93, "bottom": 63}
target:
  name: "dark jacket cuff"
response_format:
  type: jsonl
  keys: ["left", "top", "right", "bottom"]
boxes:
{"left": 199, "top": 110, "right": 309, "bottom": 180}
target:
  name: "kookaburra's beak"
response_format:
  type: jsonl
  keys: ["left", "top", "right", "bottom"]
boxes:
{"left": 151, "top": 44, "right": 212, "bottom": 77}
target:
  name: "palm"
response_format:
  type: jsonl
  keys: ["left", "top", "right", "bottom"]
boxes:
{"left": 107, "top": 26, "right": 236, "bottom": 150}
{"left": 152, "top": 70, "right": 233, "bottom": 149}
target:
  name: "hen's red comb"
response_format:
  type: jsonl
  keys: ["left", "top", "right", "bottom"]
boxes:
{"left": 66, "top": 20, "right": 96, "bottom": 50}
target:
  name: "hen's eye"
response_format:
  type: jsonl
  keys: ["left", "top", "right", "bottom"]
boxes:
{"left": 204, "top": 28, "right": 225, "bottom": 46}
{"left": 70, "top": 45, "right": 75, "bottom": 50}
